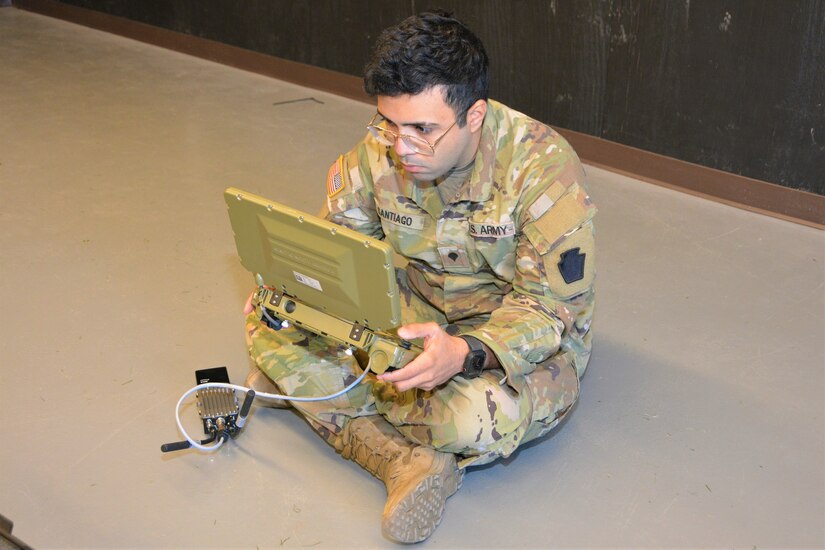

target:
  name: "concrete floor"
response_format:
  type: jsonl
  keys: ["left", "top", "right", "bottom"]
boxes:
{"left": 1, "top": 8, "right": 823, "bottom": 549}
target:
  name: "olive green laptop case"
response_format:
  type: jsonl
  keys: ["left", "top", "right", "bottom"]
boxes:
{"left": 225, "top": 187, "right": 419, "bottom": 373}
{"left": 225, "top": 187, "right": 402, "bottom": 331}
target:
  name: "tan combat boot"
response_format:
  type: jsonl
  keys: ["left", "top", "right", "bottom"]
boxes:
{"left": 336, "top": 415, "right": 463, "bottom": 543}
{"left": 244, "top": 368, "right": 290, "bottom": 408}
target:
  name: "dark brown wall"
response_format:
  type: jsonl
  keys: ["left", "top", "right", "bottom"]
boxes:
{"left": 45, "top": 0, "right": 825, "bottom": 195}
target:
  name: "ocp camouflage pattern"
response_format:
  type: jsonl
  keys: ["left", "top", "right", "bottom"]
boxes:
{"left": 246, "top": 99, "right": 595, "bottom": 466}
{"left": 327, "top": 99, "right": 596, "bottom": 390}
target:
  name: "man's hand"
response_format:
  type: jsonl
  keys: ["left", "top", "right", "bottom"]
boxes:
{"left": 243, "top": 289, "right": 256, "bottom": 315}
{"left": 377, "top": 322, "right": 469, "bottom": 392}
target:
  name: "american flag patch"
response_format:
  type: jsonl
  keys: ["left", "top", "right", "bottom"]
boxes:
{"left": 327, "top": 156, "right": 345, "bottom": 198}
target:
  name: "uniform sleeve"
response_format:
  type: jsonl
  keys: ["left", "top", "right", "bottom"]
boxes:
{"left": 324, "top": 139, "right": 384, "bottom": 239}
{"left": 465, "top": 174, "right": 596, "bottom": 391}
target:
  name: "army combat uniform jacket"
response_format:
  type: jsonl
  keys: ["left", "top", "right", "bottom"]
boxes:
{"left": 245, "top": 99, "right": 596, "bottom": 465}
{"left": 326, "top": 99, "right": 596, "bottom": 397}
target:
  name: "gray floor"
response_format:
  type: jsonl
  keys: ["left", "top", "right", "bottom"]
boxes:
{"left": 1, "top": 8, "right": 823, "bottom": 549}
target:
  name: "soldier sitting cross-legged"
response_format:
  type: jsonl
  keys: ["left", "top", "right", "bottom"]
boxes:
{"left": 243, "top": 11, "right": 596, "bottom": 543}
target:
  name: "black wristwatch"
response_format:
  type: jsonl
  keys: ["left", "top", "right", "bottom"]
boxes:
{"left": 459, "top": 335, "right": 487, "bottom": 379}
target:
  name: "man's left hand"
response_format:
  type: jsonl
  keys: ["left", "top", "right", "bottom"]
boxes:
{"left": 377, "top": 322, "right": 468, "bottom": 392}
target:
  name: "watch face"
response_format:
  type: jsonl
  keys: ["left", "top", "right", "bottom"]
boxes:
{"left": 460, "top": 335, "right": 486, "bottom": 378}
{"left": 463, "top": 349, "right": 486, "bottom": 378}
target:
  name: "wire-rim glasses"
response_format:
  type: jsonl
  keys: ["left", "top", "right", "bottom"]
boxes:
{"left": 367, "top": 113, "right": 459, "bottom": 156}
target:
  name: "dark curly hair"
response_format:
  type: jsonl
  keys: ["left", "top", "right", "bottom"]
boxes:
{"left": 363, "top": 11, "right": 489, "bottom": 126}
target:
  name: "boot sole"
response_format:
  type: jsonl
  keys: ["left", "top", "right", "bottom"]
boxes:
{"left": 381, "top": 460, "right": 464, "bottom": 543}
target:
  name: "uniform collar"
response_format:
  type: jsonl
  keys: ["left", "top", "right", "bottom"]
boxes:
{"left": 452, "top": 102, "right": 497, "bottom": 204}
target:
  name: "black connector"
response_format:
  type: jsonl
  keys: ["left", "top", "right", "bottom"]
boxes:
{"left": 161, "top": 440, "right": 191, "bottom": 453}
{"left": 240, "top": 389, "right": 255, "bottom": 417}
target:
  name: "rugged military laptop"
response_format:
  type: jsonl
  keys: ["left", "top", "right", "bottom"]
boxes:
{"left": 224, "top": 187, "right": 419, "bottom": 374}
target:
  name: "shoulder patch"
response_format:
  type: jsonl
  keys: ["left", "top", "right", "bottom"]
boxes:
{"left": 526, "top": 180, "right": 567, "bottom": 221}
{"left": 544, "top": 222, "right": 596, "bottom": 298}
{"left": 327, "top": 155, "right": 345, "bottom": 198}
{"left": 532, "top": 183, "right": 594, "bottom": 246}
{"left": 558, "top": 247, "right": 586, "bottom": 283}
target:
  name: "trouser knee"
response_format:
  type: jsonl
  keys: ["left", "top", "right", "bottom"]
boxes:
{"left": 375, "top": 371, "right": 529, "bottom": 457}
{"left": 522, "top": 356, "right": 580, "bottom": 443}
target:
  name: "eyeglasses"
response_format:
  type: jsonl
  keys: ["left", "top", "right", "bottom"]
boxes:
{"left": 367, "top": 113, "right": 458, "bottom": 156}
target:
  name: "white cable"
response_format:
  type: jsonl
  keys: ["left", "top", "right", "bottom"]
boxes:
{"left": 173, "top": 365, "right": 372, "bottom": 452}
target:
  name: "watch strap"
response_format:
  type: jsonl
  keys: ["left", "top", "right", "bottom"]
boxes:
{"left": 459, "top": 335, "right": 486, "bottom": 379}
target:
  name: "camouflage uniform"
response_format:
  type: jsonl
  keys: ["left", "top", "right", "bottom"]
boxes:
{"left": 247, "top": 99, "right": 595, "bottom": 467}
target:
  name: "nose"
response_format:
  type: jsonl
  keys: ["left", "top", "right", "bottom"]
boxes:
{"left": 392, "top": 135, "right": 416, "bottom": 157}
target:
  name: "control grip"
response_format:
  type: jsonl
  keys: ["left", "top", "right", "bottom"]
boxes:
{"left": 367, "top": 337, "right": 421, "bottom": 374}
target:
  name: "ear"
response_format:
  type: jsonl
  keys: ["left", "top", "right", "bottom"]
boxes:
{"left": 465, "top": 99, "right": 488, "bottom": 132}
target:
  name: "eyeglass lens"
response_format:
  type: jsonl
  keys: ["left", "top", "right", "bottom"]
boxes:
{"left": 368, "top": 126, "right": 433, "bottom": 155}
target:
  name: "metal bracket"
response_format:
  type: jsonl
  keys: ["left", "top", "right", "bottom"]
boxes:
{"left": 349, "top": 323, "right": 364, "bottom": 342}
{"left": 268, "top": 290, "right": 283, "bottom": 308}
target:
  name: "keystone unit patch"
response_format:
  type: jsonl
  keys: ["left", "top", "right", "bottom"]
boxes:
{"left": 558, "top": 247, "right": 586, "bottom": 284}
